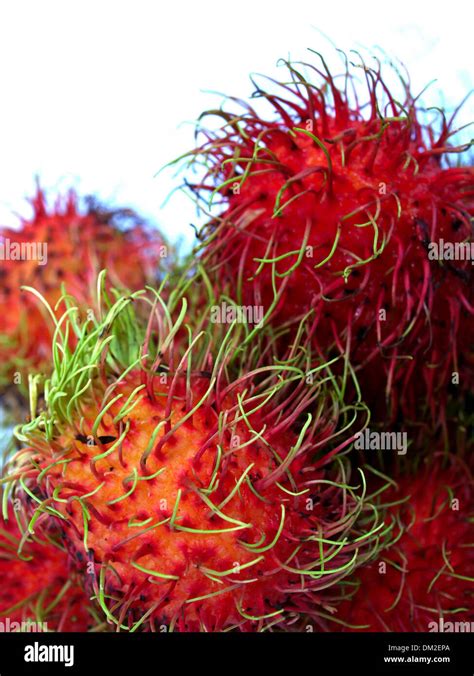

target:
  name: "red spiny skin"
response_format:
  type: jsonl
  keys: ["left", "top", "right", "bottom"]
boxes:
{"left": 22, "top": 371, "right": 369, "bottom": 632}
{"left": 192, "top": 62, "right": 474, "bottom": 423}
{"left": 328, "top": 458, "right": 474, "bottom": 631}
{"left": 0, "top": 187, "right": 164, "bottom": 387}
{"left": 0, "top": 507, "right": 94, "bottom": 631}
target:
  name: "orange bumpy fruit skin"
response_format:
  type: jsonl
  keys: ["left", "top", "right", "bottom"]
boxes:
{"left": 27, "top": 371, "right": 359, "bottom": 632}
{"left": 0, "top": 187, "right": 163, "bottom": 385}
{"left": 329, "top": 458, "right": 474, "bottom": 631}
{"left": 190, "top": 61, "right": 474, "bottom": 424}
{"left": 0, "top": 507, "right": 94, "bottom": 631}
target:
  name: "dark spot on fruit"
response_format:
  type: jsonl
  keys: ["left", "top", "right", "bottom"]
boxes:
{"left": 98, "top": 435, "right": 117, "bottom": 445}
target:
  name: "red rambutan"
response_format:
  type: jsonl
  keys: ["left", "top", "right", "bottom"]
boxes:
{"left": 178, "top": 52, "right": 474, "bottom": 427}
{"left": 325, "top": 455, "right": 474, "bottom": 631}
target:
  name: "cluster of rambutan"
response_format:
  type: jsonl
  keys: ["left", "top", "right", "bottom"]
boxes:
{"left": 0, "top": 188, "right": 167, "bottom": 632}
{"left": 164, "top": 51, "right": 474, "bottom": 631}
{"left": 0, "top": 49, "right": 473, "bottom": 633}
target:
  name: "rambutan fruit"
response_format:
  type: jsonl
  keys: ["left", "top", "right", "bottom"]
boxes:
{"left": 4, "top": 279, "right": 392, "bottom": 632}
{"left": 324, "top": 455, "right": 474, "bottom": 631}
{"left": 0, "top": 186, "right": 166, "bottom": 397}
{"left": 0, "top": 504, "right": 100, "bottom": 631}
{"left": 177, "top": 51, "right": 474, "bottom": 428}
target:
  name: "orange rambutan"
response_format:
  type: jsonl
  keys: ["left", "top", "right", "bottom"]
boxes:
{"left": 4, "top": 279, "right": 391, "bottom": 632}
